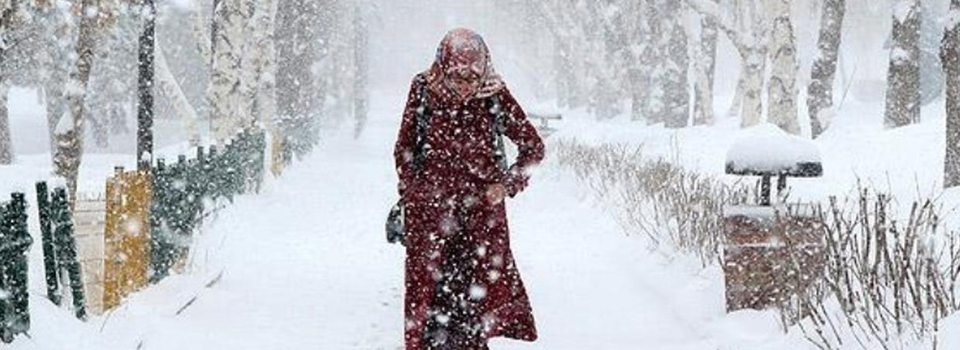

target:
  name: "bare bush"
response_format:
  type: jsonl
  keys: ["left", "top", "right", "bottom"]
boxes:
{"left": 553, "top": 139, "right": 750, "bottom": 265}
{"left": 552, "top": 139, "right": 960, "bottom": 350}
{"left": 796, "top": 189, "right": 960, "bottom": 350}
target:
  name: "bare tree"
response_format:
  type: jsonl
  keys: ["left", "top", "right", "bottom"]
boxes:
{"left": 56, "top": 0, "right": 101, "bottom": 202}
{"left": 208, "top": 0, "right": 245, "bottom": 143}
{"left": 640, "top": 0, "right": 665, "bottom": 125}
{"left": 28, "top": 2, "right": 75, "bottom": 163}
{"left": 943, "top": 0, "right": 960, "bottom": 188}
{"left": 352, "top": 0, "right": 368, "bottom": 138}
{"left": 685, "top": 0, "right": 767, "bottom": 128}
{"left": 0, "top": 81, "right": 10, "bottom": 164}
{"left": 807, "top": 0, "right": 846, "bottom": 139}
{"left": 885, "top": 0, "right": 921, "bottom": 128}
{"left": 693, "top": 0, "right": 718, "bottom": 126}
{"left": 136, "top": 0, "right": 156, "bottom": 169}
{"left": 766, "top": 0, "right": 800, "bottom": 135}
{"left": 661, "top": 0, "right": 690, "bottom": 128}
{"left": 1, "top": 0, "right": 19, "bottom": 165}
{"left": 255, "top": 0, "right": 278, "bottom": 128}
{"left": 237, "top": 0, "right": 259, "bottom": 133}
{"left": 276, "top": 0, "right": 321, "bottom": 157}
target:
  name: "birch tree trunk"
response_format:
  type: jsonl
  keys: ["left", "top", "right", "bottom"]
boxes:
{"left": 884, "top": 0, "right": 921, "bottom": 128}
{"left": 1, "top": 3, "right": 15, "bottom": 164}
{"left": 352, "top": 1, "right": 368, "bottom": 138}
{"left": 807, "top": 0, "right": 846, "bottom": 139}
{"left": 662, "top": 0, "right": 690, "bottom": 128}
{"left": 943, "top": 0, "right": 960, "bottom": 188}
{"left": 693, "top": 1, "right": 718, "bottom": 126}
{"left": 641, "top": 0, "right": 665, "bottom": 125}
{"left": 256, "top": 0, "right": 277, "bottom": 127}
{"left": 629, "top": 0, "right": 653, "bottom": 121}
{"left": 44, "top": 7, "right": 73, "bottom": 162}
{"left": 208, "top": 0, "right": 244, "bottom": 143}
{"left": 740, "top": 47, "right": 766, "bottom": 128}
{"left": 766, "top": 0, "right": 800, "bottom": 135}
{"left": 57, "top": 0, "right": 100, "bottom": 203}
{"left": 684, "top": 0, "right": 764, "bottom": 128}
{"left": 237, "top": 0, "right": 258, "bottom": 132}
{"left": 0, "top": 80, "right": 11, "bottom": 164}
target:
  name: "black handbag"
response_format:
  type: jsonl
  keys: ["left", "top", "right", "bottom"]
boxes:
{"left": 385, "top": 200, "right": 405, "bottom": 245}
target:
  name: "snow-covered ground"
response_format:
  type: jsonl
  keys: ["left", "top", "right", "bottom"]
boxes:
{"left": 4, "top": 60, "right": 960, "bottom": 350}
{"left": 7, "top": 90, "right": 910, "bottom": 350}
{"left": 4, "top": 2, "right": 959, "bottom": 348}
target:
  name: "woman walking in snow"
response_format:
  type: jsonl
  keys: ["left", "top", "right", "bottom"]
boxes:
{"left": 393, "top": 28, "right": 544, "bottom": 350}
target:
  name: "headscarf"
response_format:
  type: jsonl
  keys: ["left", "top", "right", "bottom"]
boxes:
{"left": 423, "top": 28, "right": 505, "bottom": 102}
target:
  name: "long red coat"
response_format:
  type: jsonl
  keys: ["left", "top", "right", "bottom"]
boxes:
{"left": 394, "top": 75, "right": 544, "bottom": 350}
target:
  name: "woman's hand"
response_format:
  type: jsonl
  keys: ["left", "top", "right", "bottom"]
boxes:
{"left": 485, "top": 184, "right": 507, "bottom": 204}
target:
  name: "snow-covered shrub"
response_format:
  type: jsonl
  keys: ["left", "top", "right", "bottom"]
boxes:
{"left": 795, "top": 189, "right": 960, "bottom": 350}
{"left": 553, "top": 139, "right": 751, "bottom": 265}
{"left": 554, "top": 139, "right": 960, "bottom": 350}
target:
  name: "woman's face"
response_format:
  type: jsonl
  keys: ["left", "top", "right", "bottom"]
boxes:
{"left": 445, "top": 65, "right": 482, "bottom": 99}
{"left": 443, "top": 50, "right": 486, "bottom": 99}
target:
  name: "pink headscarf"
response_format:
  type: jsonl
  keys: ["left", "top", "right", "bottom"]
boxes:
{"left": 423, "top": 28, "right": 506, "bottom": 102}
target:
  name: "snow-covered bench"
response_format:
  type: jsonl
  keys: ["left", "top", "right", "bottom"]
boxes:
{"left": 527, "top": 105, "right": 562, "bottom": 138}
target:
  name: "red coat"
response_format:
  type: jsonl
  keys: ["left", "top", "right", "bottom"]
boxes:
{"left": 394, "top": 75, "right": 544, "bottom": 349}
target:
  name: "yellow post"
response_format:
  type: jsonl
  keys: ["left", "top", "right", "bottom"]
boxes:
{"left": 103, "top": 168, "right": 152, "bottom": 311}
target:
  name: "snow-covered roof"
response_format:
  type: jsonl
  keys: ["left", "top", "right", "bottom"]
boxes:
{"left": 725, "top": 123, "right": 822, "bottom": 177}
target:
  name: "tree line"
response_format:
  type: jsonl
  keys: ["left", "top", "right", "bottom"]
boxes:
{"left": 0, "top": 0, "right": 371, "bottom": 200}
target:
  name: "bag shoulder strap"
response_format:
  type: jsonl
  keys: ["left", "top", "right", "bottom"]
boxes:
{"left": 413, "top": 77, "right": 431, "bottom": 175}
{"left": 487, "top": 96, "right": 509, "bottom": 172}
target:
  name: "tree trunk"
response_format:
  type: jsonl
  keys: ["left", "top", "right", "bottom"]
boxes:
{"left": 740, "top": 47, "right": 766, "bottom": 128}
{"left": 641, "top": 0, "right": 665, "bottom": 125}
{"left": 43, "top": 7, "right": 73, "bottom": 163}
{"left": 0, "top": 80, "right": 12, "bottom": 165}
{"left": 727, "top": 78, "right": 744, "bottom": 119}
{"left": 352, "top": 1, "right": 368, "bottom": 138}
{"left": 885, "top": 0, "right": 921, "bottom": 128}
{"left": 662, "top": 0, "right": 690, "bottom": 128}
{"left": 766, "top": 0, "right": 800, "bottom": 135}
{"left": 1, "top": 3, "right": 15, "bottom": 164}
{"left": 208, "top": 0, "right": 244, "bottom": 143}
{"left": 683, "top": 0, "right": 763, "bottom": 128}
{"left": 807, "top": 0, "right": 846, "bottom": 139}
{"left": 136, "top": 0, "right": 156, "bottom": 169}
{"left": 237, "top": 0, "right": 258, "bottom": 133}
{"left": 276, "top": 0, "right": 320, "bottom": 156}
{"left": 56, "top": 0, "right": 100, "bottom": 204}
{"left": 693, "top": 3, "right": 718, "bottom": 126}
{"left": 44, "top": 83, "right": 65, "bottom": 161}
{"left": 258, "top": 0, "right": 278, "bottom": 125}
{"left": 943, "top": 0, "right": 960, "bottom": 188}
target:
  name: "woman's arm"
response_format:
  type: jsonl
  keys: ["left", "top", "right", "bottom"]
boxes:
{"left": 497, "top": 88, "right": 545, "bottom": 197}
{"left": 394, "top": 77, "right": 425, "bottom": 199}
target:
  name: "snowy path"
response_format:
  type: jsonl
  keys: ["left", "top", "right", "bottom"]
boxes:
{"left": 92, "top": 116, "right": 803, "bottom": 350}
{"left": 16, "top": 97, "right": 810, "bottom": 350}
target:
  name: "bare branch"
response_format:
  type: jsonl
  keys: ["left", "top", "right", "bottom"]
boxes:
{"left": 683, "top": 0, "right": 746, "bottom": 52}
